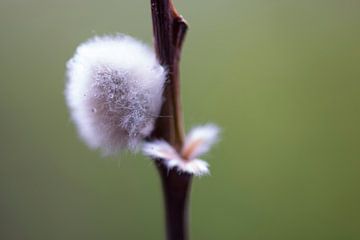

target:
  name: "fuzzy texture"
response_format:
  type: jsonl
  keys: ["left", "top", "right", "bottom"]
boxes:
{"left": 65, "top": 35, "right": 166, "bottom": 154}
{"left": 143, "top": 124, "right": 220, "bottom": 176}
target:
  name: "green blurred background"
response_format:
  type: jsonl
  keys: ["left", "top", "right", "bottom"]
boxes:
{"left": 1, "top": 0, "right": 360, "bottom": 239}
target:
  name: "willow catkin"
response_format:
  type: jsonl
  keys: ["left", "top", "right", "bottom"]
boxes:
{"left": 65, "top": 35, "right": 166, "bottom": 154}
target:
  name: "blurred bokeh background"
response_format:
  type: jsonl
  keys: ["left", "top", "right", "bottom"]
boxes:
{"left": 1, "top": 0, "right": 360, "bottom": 239}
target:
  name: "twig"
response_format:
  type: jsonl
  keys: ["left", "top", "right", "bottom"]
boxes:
{"left": 149, "top": 0, "right": 192, "bottom": 240}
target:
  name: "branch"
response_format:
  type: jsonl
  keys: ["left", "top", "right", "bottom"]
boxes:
{"left": 150, "top": 1, "right": 192, "bottom": 240}
{"left": 150, "top": 0, "right": 187, "bottom": 150}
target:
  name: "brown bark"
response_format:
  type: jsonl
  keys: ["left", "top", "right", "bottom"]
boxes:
{"left": 149, "top": 1, "right": 192, "bottom": 240}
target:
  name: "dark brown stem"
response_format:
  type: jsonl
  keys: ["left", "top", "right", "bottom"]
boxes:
{"left": 156, "top": 163, "right": 192, "bottom": 240}
{"left": 149, "top": 0, "right": 191, "bottom": 240}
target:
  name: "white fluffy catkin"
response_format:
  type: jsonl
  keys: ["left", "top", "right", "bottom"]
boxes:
{"left": 65, "top": 35, "right": 166, "bottom": 154}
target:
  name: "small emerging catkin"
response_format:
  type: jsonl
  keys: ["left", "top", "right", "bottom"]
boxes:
{"left": 65, "top": 35, "right": 166, "bottom": 154}
{"left": 143, "top": 124, "right": 220, "bottom": 176}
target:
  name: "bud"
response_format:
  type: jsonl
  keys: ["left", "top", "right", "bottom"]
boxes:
{"left": 65, "top": 35, "right": 166, "bottom": 154}
{"left": 143, "top": 124, "right": 220, "bottom": 176}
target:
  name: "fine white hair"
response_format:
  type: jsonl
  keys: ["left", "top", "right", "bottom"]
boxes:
{"left": 65, "top": 34, "right": 166, "bottom": 154}
{"left": 143, "top": 124, "right": 220, "bottom": 176}
{"left": 182, "top": 124, "right": 220, "bottom": 160}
